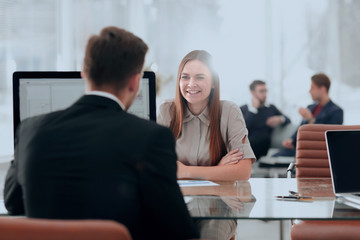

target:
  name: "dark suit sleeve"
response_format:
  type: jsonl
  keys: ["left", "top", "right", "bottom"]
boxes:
{"left": 271, "top": 105, "right": 291, "bottom": 126}
{"left": 138, "top": 126, "right": 199, "bottom": 240}
{"left": 324, "top": 108, "right": 344, "bottom": 124}
{"left": 3, "top": 128, "right": 25, "bottom": 215}
{"left": 291, "top": 104, "right": 344, "bottom": 146}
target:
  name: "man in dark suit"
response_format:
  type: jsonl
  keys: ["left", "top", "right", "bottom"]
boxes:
{"left": 4, "top": 26, "right": 199, "bottom": 240}
{"left": 240, "top": 80, "right": 291, "bottom": 159}
{"left": 273, "top": 73, "right": 344, "bottom": 157}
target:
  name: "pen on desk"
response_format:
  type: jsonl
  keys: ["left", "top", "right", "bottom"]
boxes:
{"left": 275, "top": 195, "right": 313, "bottom": 200}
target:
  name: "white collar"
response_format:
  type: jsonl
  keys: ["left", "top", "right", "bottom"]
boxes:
{"left": 85, "top": 91, "right": 126, "bottom": 110}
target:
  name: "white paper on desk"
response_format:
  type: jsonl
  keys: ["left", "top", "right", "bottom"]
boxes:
{"left": 177, "top": 180, "right": 219, "bottom": 187}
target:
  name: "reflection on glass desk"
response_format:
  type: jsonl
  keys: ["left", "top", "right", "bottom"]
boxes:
{"left": 180, "top": 178, "right": 360, "bottom": 220}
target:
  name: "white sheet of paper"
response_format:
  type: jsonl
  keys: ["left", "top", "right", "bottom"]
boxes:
{"left": 177, "top": 180, "right": 219, "bottom": 187}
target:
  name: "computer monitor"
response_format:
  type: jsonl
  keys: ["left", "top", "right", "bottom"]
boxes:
{"left": 12, "top": 71, "right": 156, "bottom": 137}
{"left": 326, "top": 130, "right": 360, "bottom": 194}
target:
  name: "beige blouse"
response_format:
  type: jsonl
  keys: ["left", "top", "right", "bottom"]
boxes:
{"left": 157, "top": 100, "right": 256, "bottom": 166}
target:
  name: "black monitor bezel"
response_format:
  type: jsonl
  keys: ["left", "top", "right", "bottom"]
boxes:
{"left": 326, "top": 130, "right": 360, "bottom": 193}
{"left": 12, "top": 71, "right": 156, "bottom": 140}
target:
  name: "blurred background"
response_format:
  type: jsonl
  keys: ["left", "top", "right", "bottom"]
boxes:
{"left": 1, "top": 0, "right": 360, "bottom": 157}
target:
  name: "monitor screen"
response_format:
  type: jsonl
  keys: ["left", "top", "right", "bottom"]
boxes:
{"left": 13, "top": 71, "right": 156, "bottom": 136}
{"left": 326, "top": 130, "right": 360, "bottom": 193}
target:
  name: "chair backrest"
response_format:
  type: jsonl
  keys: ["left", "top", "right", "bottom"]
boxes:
{"left": 0, "top": 218, "right": 132, "bottom": 240}
{"left": 295, "top": 124, "right": 360, "bottom": 178}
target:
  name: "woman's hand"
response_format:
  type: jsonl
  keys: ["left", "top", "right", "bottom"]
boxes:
{"left": 217, "top": 149, "right": 244, "bottom": 166}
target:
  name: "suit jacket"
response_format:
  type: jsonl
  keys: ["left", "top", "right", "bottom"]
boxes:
{"left": 291, "top": 100, "right": 344, "bottom": 144}
{"left": 4, "top": 95, "right": 199, "bottom": 240}
{"left": 240, "top": 104, "right": 291, "bottom": 141}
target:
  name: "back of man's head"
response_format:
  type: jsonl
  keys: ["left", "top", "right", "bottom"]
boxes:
{"left": 83, "top": 26, "right": 148, "bottom": 90}
{"left": 249, "top": 80, "right": 266, "bottom": 91}
{"left": 311, "top": 73, "right": 330, "bottom": 93}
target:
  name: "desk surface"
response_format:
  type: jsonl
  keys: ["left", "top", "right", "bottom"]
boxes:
{"left": 181, "top": 178, "right": 360, "bottom": 220}
{"left": 1, "top": 178, "right": 360, "bottom": 220}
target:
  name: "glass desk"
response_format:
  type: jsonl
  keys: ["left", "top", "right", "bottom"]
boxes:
{"left": 1, "top": 178, "right": 360, "bottom": 221}
{"left": 181, "top": 178, "right": 360, "bottom": 220}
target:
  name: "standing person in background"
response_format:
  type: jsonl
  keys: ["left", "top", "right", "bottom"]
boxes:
{"left": 273, "top": 73, "right": 344, "bottom": 157}
{"left": 240, "top": 80, "right": 291, "bottom": 159}
{"left": 4, "top": 26, "right": 199, "bottom": 240}
{"left": 157, "top": 50, "right": 256, "bottom": 240}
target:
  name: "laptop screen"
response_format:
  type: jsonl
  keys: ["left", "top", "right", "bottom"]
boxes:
{"left": 13, "top": 71, "right": 156, "bottom": 136}
{"left": 326, "top": 130, "right": 360, "bottom": 193}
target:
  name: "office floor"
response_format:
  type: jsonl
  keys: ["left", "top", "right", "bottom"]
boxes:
{"left": 0, "top": 161, "right": 290, "bottom": 240}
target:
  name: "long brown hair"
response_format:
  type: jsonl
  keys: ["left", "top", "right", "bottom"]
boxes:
{"left": 170, "top": 50, "right": 226, "bottom": 166}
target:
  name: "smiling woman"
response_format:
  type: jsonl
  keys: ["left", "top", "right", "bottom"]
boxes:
{"left": 157, "top": 50, "right": 256, "bottom": 240}
{"left": 179, "top": 60, "right": 213, "bottom": 115}
{"left": 157, "top": 50, "right": 256, "bottom": 179}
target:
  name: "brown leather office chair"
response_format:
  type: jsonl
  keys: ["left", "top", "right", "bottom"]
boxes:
{"left": 291, "top": 124, "right": 360, "bottom": 240}
{"left": 295, "top": 124, "right": 360, "bottom": 178}
{"left": 0, "top": 218, "right": 132, "bottom": 240}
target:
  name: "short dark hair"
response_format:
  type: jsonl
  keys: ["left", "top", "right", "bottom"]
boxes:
{"left": 311, "top": 73, "right": 330, "bottom": 92}
{"left": 249, "top": 80, "right": 266, "bottom": 91}
{"left": 83, "top": 26, "right": 148, "bottom": 89}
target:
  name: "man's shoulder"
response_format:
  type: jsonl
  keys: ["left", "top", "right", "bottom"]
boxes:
{"left": 267, "top": 103, "right": 282, "bottom": 112}
{"left": 268, "top": 103, "right": 278, "bottom": 109}
{"left": 240, "top": 104, "right": 249, "bottom": 111}
{"left": 22, "top": 107, "right": 168, "bottom": 137}
{"left": 327, "top": 100, "right": 343, "bottom": 111}
{"left": 20, "top": 110, "right": 64, "bottom": 128}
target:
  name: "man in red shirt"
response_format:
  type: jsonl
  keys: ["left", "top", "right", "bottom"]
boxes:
{"left": 275, "top": 73, "right": 343, "bottom": 157}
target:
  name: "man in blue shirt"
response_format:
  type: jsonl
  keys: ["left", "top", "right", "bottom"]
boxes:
{"left": 241, "top": 80, "right": 291, "bottom": 159}
{"left": 273, "top": 73, "right": 344, "bottom": 157}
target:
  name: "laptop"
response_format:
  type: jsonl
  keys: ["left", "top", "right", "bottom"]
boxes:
{"left": 325, "top": 130, "right": 360, "bottom": 207}
{"left": 12, "top": 71, "right": 156, "bottom": 137}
